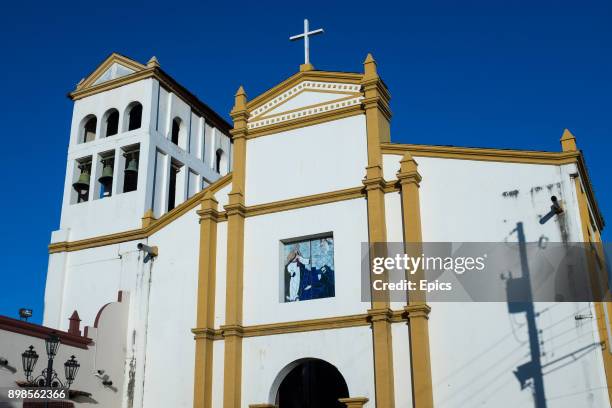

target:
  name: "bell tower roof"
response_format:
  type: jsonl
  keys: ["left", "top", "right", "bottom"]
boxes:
{"left": 69, "top": 52, "right": 231, "bottom": 134}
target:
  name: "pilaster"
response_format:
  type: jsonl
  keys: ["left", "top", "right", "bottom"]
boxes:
{"left": 222, "top": 86, "right": 248, "bottom": 408}
{"left": 192, "top": 193, "right": 220, "bottom": 408}
{"left": 397, "top": 152, "right": 434, "bottom": 408}
{"left": 360, "top": 54, "right": 395, "bottom": 408}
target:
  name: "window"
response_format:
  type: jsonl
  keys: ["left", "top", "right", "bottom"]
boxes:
{"left": 81, "top": 116, "right": 97, "bottom": 143}
{"left": 122, "top": 147, "right": 139, "bottom": 193}
{"left": 167, "top": 161, "right": 180, "bottom": 211}
{"left": 215, "top": 149, "right": 223, "bottom": 173}
{"left": 283, "top": 235, "right": 335, "bottom": 302}
{"left": 127, "top": 102, "right": 142, "bottom": 131}
{"left": 97, "top": 155, "right": 114, "bottom": 199}
{"left": 71, "top": 158, "right": 92, "bottom": 204}
{"left": 103, "top": 109, "right": 119, "bottom": 137}
{"left": 171, "top": 118, "right": 181, "bottom": 145}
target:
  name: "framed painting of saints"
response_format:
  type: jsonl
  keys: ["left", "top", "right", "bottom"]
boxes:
{"left": 282, "top": 235, "right": 335, "bottom": 303}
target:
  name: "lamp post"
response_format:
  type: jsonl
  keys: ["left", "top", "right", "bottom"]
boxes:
{"left": 21, "top": 333, "right": 80, "bottom": 389}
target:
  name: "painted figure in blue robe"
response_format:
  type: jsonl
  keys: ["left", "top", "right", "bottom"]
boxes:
{"left": 284, "top": 238, "right": 335, "bottom": 302}
{"left": 310, "top": 264, "right": 335, "bottom": 299}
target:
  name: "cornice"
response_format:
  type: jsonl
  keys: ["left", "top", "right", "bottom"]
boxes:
{"left": 382, "top": 143, "right": 581, "bottom": 164}
{"left": 246, "top": 186, "right": 365, "bottom": 217}
{"left": 192, "top": 310, "right": 407, "bottom": 341}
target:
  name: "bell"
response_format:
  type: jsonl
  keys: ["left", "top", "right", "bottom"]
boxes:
{"left": 72, "top": 170, "right": 90, "bottom": 194}
{"left": 125, "top": 158, "right": 138, "bottom": 175}
{"left": 98, "top": 163, "right": 114, "bottom": 192}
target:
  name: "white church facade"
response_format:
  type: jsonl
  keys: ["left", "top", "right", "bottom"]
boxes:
{"left": 14, "top": 47, "right": 608, "bottom": 408}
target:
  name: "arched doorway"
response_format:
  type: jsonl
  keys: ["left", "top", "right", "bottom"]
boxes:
{"left": 275, "top": 359, "right": 349, "bottom": 408}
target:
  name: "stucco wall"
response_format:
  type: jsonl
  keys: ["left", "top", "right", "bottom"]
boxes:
{"left": 240, "top": 326, "right": 375, "bottom": 406}
{"left": 244, "top": 115, "right": 368, "bottom": 206}
{"left": 242, "top": 198, "right": 369, "bottom": 326}
{"left": 383, "top": 153, "right": 610, "bottom": 408}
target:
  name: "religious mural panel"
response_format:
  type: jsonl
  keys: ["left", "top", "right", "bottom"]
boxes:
{"left": 283, "top": 236, "right": 335, "bottom": 302}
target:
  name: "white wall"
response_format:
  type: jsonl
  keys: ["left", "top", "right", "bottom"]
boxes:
{"left": 142, "top": 208, "right": 201, "bottom": 408}
{"left": 214, "top": 222, "right": 228, "bottom": 329}
{"left": 381, "top": 154, "right": 610, "bottom": 408}
{"left": 45, "top": 241, "right": 140, "bottom": 332}
{"left": 245, "top": 115, "right": 368, "bottom": 206}
{"left": 44, "top": 206, "right": 202, "bottom": 407}
{"left": 242, "top": 198, "right": 369, "bottom": 326}
{"left": 240, "top": 326, "right": 375, "bottom": 406}
{"left": 58, "top": 77, "right": 231, "bottom": 241}
{"left": 62, "top": 79, "right": 155, "bottom": 241}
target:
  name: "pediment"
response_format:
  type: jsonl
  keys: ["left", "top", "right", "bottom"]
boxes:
{"left": 92, "top": 63, "right": 136, "bottom": 86}
{"left": 247, "top": 79, "right": 363, "bottom": 130}
{"left": 77, "top": 53, "right": 147, "bottom": 91}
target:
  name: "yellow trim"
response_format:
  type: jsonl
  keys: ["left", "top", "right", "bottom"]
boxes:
{"left": 253, "top": 94, "right": 361, "bottom": 122}
{"left": 299, "top": 63, "right": 314, "bottom": 72}
{"left": 141, "top": 209, "right": 156, "bottom": 228}
{"left": 385, "top": 138, "right": 603, "bottom": 230}
{"left": 573, "top": 173, "right": 612, "bottom": 406}
{"left": 48, "top": 174, "right": 232, "bottom": 253}
{"left": 397, "top": 153, "right": 434, "bottom": 408}
{"left": 246, "top": 105, "right": 363, "bottom": 139}
{"left": 193, "top": 195, "right": 220, "bottom": 408}
{"left": 77, "top": 53, "right": 146, "bottom": 90}
{"left": 246, "top": 186, "right": 365, "bottom": 217}
{"left": 560, "top": 128, "right": 578, "bottom": 152}
{"left": 338, "top": 397, "right": 369, "bottom": 408}
{"left": 221, "top": 86, "right": 249, "bottom": 408}
{"left": 251, "top": 88, "right": 361, "bottom": 120}
{"left": 382, "top": 143, "right": 580, "bottom": 165}
{"left": 361, "top": 54, "right": 395, "bottom": 408}
{"left": 246, "top": 70, "right": 363, "bottom": 112}
{"left": 192, "top": 310, "right": 407, "bottom": 340}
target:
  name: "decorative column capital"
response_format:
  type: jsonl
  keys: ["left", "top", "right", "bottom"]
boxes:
{"left": 220, "top": 324, "right": 244, "bottom": 338}
{"left": 367, "top": 308, "right": 394, "bottom": 323}
{"left": 224, "top": 200, "right": 247, "bottom": 217}
{"left": 197, "top": 196, "right": 220, "bottom": 222}
{"left": 191, "top": 327, "right": 218, "bottom": 340}
{"left": 405, "top": 303, "right": 431, "bottom": 320}
{"left": 362, "top": 176, "right": 387, "bottom": 192}
{"left": 397, "top": 152, "right": 422, "bottom": 186}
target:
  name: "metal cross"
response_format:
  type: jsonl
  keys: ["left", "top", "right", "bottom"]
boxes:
{"left": 290, "top": 19, "right": 324, "bottom": 65}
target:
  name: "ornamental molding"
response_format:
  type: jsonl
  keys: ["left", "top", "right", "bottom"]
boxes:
{"left": 247, "top": 80, "right": 363, "bottom": 130}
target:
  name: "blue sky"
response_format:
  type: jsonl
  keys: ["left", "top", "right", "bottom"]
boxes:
{"left": 0, "top": 0, "right": 610, "bottom": 324}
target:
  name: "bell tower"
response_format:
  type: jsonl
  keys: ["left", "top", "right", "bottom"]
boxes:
{"left": 54, "top": 53, "right": 233, "bottom": 243}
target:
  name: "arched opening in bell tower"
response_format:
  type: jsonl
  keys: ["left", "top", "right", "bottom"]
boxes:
{"left": 272, "top": 358, "right": 349, "bottom": 408}
{"left": 171, "top": 117, "right": 182, "bottom": 145}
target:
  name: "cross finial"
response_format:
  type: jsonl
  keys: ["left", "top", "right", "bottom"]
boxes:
{"left": 290, "top": 18, "right": 324, "bottom": 70}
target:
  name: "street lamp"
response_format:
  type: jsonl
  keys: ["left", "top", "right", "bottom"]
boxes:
{"left": 21, "top": 346, "right": 38, "bottom": 380}
{"left": 64, "top": 356, "right": 79, "bottom": 387}
{"left": 21, "top": 333, "right": 80, "bottom": 388}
